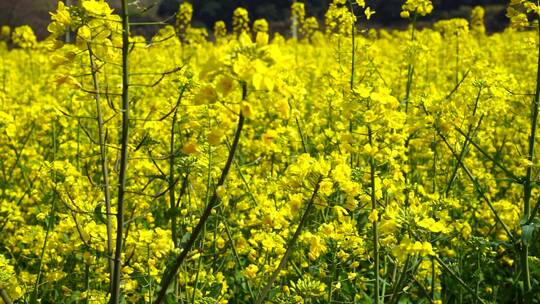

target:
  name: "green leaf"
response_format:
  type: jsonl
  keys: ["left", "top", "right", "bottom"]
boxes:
{"left": 93, "top": 202, "right": 107, "bottom": 225}
{"left": 180, "top": 232, "right": 192, "bottom": 247}
{"left": 522, "top": 224, "right": 535, "bottom": 246}
{"left": 164, "top": 293, "right": 177, "bottom": 304}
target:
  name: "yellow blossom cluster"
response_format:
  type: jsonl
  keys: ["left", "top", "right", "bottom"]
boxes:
{"left": 0, "top": 1, "right": 539, "bottom": 303}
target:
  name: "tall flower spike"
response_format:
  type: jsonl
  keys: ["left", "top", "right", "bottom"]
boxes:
{"left": 253, "top": 19, "right": 269, "bottom": 46}
{"left": 12, "top": 25, "right": 37, "bottom": 49}
{"left": 325, "top": 2, "right": 355, "bottom": 36}
{"left": 302, "top": 17, "right": 319, "bottom": 41}
{"left": 175, "top": 2, "right": 193, "bottom": 42}
{"left": 232, "top": 7, "right": 250, "bottom": 36}
{"left": 0, "top": 25, "right": 10, "bottom": 41}
{"left": 471, "top": 6, "right": 486, "bottom": 34}
{"left": 401, "top": 0, "right": 434, "bottom": 17}
{"left": 213, "top": 20, "right": 227, "bottom": 43}
{"left": 291, "top": 2, "right": 306, "bottom": 39}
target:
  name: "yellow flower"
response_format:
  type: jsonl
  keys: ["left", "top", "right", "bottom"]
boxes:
{"left": 243, "top": 264, "right": 259, "bottom": 279}
{"left": 400, "top": 10, "right": 410, "bottom": 18}
{"left": 416, "top": 217, "right": 448, "bottom": 233}
{"left": 208, "top": 129, "right": 224, "bottom": 146}
{"left": 319, "top": 178, "right": 334, "bottom": 196}
{"left": 0, "top": 25, "right": 10, "bottom": 39}
{"left": 11, "top": 25, "right": 37, "bottom": 49}
{"left": 364, "top": 7, "right": 375, "bottom": 20}
{"left": 81, "top": 0, "right": 113, "bottom": 17}
{"left": 77, "top": 25, "right": 92, "bottom": 41}
{"left": 194, "top": 85, "right": 218, "bottom": 105}
{"left": 368, "top": 209, "right": 379, "bottom": 223}
{"left": 182, "top": 141, "right": 198, "bottom": 154}
{"left": 402, "top": 0, "right": 433, "bottom": 16}
{"left": 216, "top": 76, "right": 235, "bottom": 96}
{"left": 50, "top": 1, "right": 71, "bottom": 27}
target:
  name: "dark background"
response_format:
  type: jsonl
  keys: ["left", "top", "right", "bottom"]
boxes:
{"left": 158, "top": 0, "right": 509, "bottom": 32}
{"left": 0, "top": 0, "right": 510, "bottom": 39}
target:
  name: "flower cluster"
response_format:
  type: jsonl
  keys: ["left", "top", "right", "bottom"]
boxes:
{"left": 0, "top": 1, "right": 539, "bottom": 304}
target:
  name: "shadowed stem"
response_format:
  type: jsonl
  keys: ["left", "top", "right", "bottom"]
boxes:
{"left": 154, "top": 84, "right": 247, "bottom": 304}
{"left": 520, "top": 11, "right": 540, "bottom": 299}
{"left": 110, "top": 0, "right": 130, "bottom": 302}
{"left": 433, "top": 255, "right": 486, "bottom": 304}
{"left": 404, "top": 12, "right": 418, "bottom": 114}
{"left": 437, "top": 130, "right": 514, "bottom": 241}
{"left": 389, "top": 255, "right": 410, "bottom": 304}
{"left": 0, "top": 288, "right": 12, "bottom": 304}
{"left": 169, "top": 87, "right": 186, "bottom": 248}
{"left": 368, "top": 125, "right": 381, "bottom": 304}
{"left": 32, "top": 120, "right": 57, "bottom": 304}
{"left": 255, "top": 180, "right": 321, "bottom": 304}
{"left": 87, "top": 43, "right": 114, "bottom": 290}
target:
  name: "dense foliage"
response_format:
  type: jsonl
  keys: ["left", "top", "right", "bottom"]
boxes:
{"left": 1, "top": 0, "right": 540, "bottom": 303}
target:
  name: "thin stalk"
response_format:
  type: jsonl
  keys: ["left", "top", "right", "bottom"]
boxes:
{"left": 154, "top": 84, "right": 247, "bottom": 304}
{"left": 349, "top": 0, "right": 356, "bottom": 91}
{"left": 389, "top": 255, "right": 410, "bottom": 304}
{"left": 368, "top": 126, "right": 381, "bottom": 304}
{"left": 291, "top": 0, "right": 298, "bottom": 39}
{"left": 381, "top": 255, "right": 388, "bottom": 301}
{"left": 349, "top": 0, "right": 356, "bottom": 168}
{"left": 437, "top": 130, "right": 514, "bottom": 241}
{"left": 65, "top": 0, "right": 71, "bottom": 42}
{"left": 403, "top": 13, "right": 418, "bottom": 208}
{"left": 455, "top": 31, "right": 459, "bottom": 86}
{"left": 255, "top": 180, "right": 321, "bottom": 304}
{"left": 110, "top": 0, "right": 130, "bottom": 302}
{"left": 191, "top": 248, "right": 204, "bottom": 303}
{"left": 453, "top": 126, "right": 520, "bottom": 182}
{"left": 84, "top": 264, "right": 90, "bottom": 304}
{"left": 0, "top": 288, "right": 12, "bottom": 304}
{"left": 169, "top": 89, "right": 186, "bottom": 248}
{"left": 404, "top": 13, "right": 418, "bottom": 113}
{"left": 529, "top": 196, "right": 540, "bottom": 224}
{"left": 433, "top": 255, "right": 485, "bottom": 304}
{"left": 411, "top": 276, "right": 434, "bottom": 303}
{"left": 87, "top": 44, "right": 114, "bottom": 289}
{"left": 328, "top": 248, "right": 337, "bottom": 302}
{"left": 431, "top": 257, "right": 436, "bottom": 301}
{"left": 218, "top": 207, "right": 255, "bottom": 298}
{"left": 32, "top": 121, "right": 57, "bottom": 304}
{"left": 295, "top": 117, "right": 308, "bottom": 154}
{"left": 520, "top": 12, "right": 540, "bottom": 297}
{"left": 445, "top": 88, "right": 483, "bottom": 196}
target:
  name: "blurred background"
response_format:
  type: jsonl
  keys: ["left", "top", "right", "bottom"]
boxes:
{"left": 0, "top": 0, "right": 510, "bottom": 39}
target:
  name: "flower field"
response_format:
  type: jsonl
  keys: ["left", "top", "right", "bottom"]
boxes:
{"left": 1, "top": 0, "right": 540, "bottom": 303}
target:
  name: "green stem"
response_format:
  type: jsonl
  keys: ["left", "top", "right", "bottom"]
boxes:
{"left": 369, "top": 125, "right": 381, "bottom": 304}
{"left": 520, "top": 12, "right": 540, "bottom": 298}
{"left": 255, "top": 180, "right": 321, "bottom": 304}
{"left": 453, "top": 126, "right": 520, "bottom": 182}
{"left": 445, "top": 88, "right": 483, "bottom": 196}
{"left": 404, "top": 13, "right": 418, "bottom": 114}
{"left": 169, "top": 88, "right": 186, "bottom": 248}
{"left": 87, "top": 43, "right": 114, "bottom": 290}
{"left": 389, "top": 255, "right": 410, "bottom": 304}
{"left": 154, "top": 84, "right": 247, "bottom": 304}
{"left": 111, "top": 0, "right": 130, "bottom": 302}
{"left": 218, "top": 207, "right": 255, "bottom": 299}
{"left": 437, "top": 130, "right": 514, "bottom": 241}
{"left": 32, "top": 120, "right": 57, "bottom": 304}
{"left": 433, "top": 255, "right": 485, "bottom": 304}
{"left": 0, "top": 288, "right": 12, "bottom": 304}
{"left": 84, "top": 264, "right": 90, "bottom": 304}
